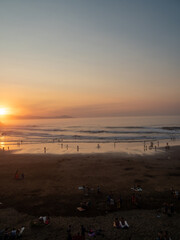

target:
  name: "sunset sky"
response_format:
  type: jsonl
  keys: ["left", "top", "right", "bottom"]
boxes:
{"left": 0, "top": 0, "right": 180, "bottom": 118}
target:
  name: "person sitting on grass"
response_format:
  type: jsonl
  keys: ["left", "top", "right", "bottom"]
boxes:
{"left": 119, "top": 217, "right": 129, "bottom": 229}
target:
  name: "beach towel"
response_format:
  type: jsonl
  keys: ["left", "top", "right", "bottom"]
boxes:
{"left": 77, "top": 207, "right": 86, "bottom": 211}
{"left": 131, "top": 187, "right": 142, "bottom": 192}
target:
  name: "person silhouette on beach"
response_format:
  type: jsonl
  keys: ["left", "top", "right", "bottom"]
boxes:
{"left": 15, "top": 170, "right": 19, "bottom": 180}
{"left": 44, "top": 147, "right": 46, "bottom": 153}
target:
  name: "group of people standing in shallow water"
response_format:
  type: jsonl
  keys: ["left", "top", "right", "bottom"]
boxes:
{"left": 143, "top": 140, "right": 172, "bottom": 152}
{"left": 44, "top": 144, "right": 79, "bottom": 153}
{"left": 43, "top": 140, "right": 173, "bottom": 154}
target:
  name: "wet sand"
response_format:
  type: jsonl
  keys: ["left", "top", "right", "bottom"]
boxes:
{"left": 0, "top": 146, "right": 180, "bottom": 239}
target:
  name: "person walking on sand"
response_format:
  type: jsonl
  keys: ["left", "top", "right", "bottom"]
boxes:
{"left": 97, "top": 185, "right": 100, "bottom": 194}
{"left": 44, "top": 147, "right": 46, "bottom": 153}
{"left": 15, "top": 170, "right": 19, "bottom": 180}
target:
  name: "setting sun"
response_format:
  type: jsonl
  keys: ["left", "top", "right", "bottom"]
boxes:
{"left": 0, "top": 108, "right": 7, "bottom": 116}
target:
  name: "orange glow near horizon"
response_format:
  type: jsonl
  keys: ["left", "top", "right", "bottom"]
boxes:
{"left": 0, "top": 97, "right": 180, "bottom": 120}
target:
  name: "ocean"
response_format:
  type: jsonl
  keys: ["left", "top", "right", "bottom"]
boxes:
{"left": 0, "top": 115, "right": 180, "bottom": 154}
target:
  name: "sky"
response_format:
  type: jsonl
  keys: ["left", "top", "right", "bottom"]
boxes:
{"left": 0, "top": 0, "right": 180, "bottom": 118}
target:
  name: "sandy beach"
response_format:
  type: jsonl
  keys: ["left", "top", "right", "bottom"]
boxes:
{"left": 0, "top": 146, "right": 180, "bottom": 239}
